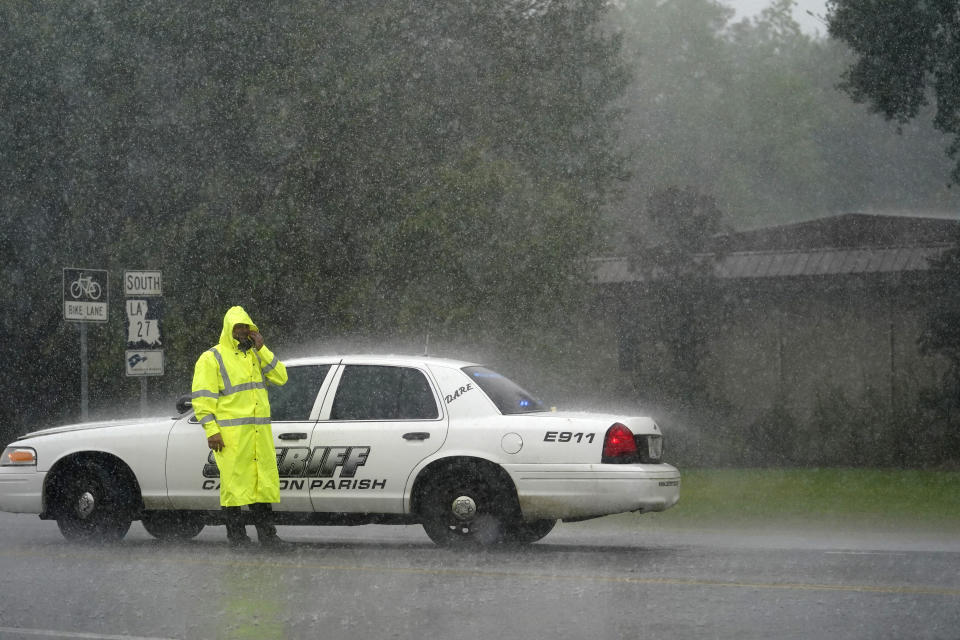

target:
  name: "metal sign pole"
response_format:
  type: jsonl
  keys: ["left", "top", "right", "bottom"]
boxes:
{"left": 141, "top": 378, "right": 148, "bottom": 417}
{"left": 64, "top": 267, "right": 108, "bottom": 422}
{"left": 80, "top": 322, "right": 89, "bottom": 422}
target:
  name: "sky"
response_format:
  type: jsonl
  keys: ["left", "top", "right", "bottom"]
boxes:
{"left": 723, "top": 0, "right": 829, "bottom": 35}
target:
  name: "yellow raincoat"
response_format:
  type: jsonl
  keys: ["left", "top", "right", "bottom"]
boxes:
{"left": 191, "top": 306, "right": 288, "bottom": 507}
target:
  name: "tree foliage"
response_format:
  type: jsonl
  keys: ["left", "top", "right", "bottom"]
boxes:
{"left": 827, "top": 0, "right": 960, "bottom": 182}
{"left": 626, "top": 186, "right": 727, "bottom": 404}
{"left": 0, "top": 0, "right": 627, "bottom": 442}
{"left": 827, "top": 0, "right": 960, "bottom": 449}
{"left": 919, "top": 234, "right": 960, "bottom": 410}
{"left": 607, "top": 0, "right": 960, "bottom": 234}
{"left": 6, "top": 0, "right": 960, "bottom": 461}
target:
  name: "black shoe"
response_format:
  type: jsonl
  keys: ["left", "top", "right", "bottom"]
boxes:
{"left": 258, "top": 534, "right": 294, "bottom": 551}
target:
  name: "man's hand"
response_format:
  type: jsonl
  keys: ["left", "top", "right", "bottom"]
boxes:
{"left": 208, "top": 433, "right": 225, "bottom": 452}
{"left": 250, "top": 330, "right": 264, "bottom": 350}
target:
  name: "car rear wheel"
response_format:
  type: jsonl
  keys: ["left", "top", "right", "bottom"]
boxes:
{"left": 55, "top": 462, "right": 132, "bottom": 542}
{"left": 420, "top": 465, "right": 513, "bottom": 547}
{"left": 504, "top": 518, "right": 557, "bottom": 544}
{"left": 141, "top": 511, "right": 205, "bottom": 540}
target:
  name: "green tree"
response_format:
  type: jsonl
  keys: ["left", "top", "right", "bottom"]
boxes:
{"left": 626, "top": 186, "right": 727, "bottom": 404}
{"left": 606, "top": 0, "right": 960, "bottom": 235}
{"left": 369, "top": 151, "right": 596, "bottom": 343}
{"left": 919, "top": 235, "right": 960, "bottom": 410}
{"left": 827, "top": 0, "right": 960, "bottom": 182}
{"left": 0, "top": 0, "right": 628, "bottom": 444}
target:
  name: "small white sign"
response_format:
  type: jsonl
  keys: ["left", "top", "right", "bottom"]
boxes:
{"left": 63, "top": 268, "right": 109, "bottom": 323}
{"left": 126, "top": 350, "right": 164, "bottom": 376}
{"left": 125, "top": 299, "right": 162, "bottom": 347}
{"left": 124, "top": 270, "right": 162, "bottom": 297}
{"left": 64, "top": 301, "right": 109, "bottom": 322}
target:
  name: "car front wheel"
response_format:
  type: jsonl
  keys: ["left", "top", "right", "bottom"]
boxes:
{"left": 55, "top": 462, "right": 132, "bottom": 542}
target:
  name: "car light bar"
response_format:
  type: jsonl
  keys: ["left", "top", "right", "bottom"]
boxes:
{"left": 1, "top": 447, "right": 37, "bottom": 467}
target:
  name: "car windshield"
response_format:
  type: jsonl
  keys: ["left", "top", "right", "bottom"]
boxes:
{"left": 461, "top": 366, "right": 547, "bottom": 415}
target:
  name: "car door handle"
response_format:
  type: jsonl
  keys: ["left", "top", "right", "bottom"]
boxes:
{"left": 403, "top": 432, "right": 430, "bottom": 441}
{"left": 278, "top": 433, "right": 308, "bottom": 440}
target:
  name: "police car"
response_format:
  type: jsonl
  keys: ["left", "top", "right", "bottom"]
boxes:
{"left": 0, "top": 355, "right": 680, "bottom": 546}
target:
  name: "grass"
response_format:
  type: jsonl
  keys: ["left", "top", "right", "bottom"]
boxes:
{"left": 636, "top": 468, "right": 960, "bottom": 531}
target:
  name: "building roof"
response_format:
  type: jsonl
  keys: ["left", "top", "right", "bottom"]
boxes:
{"left": 595, "top": 213, "right": 959, "bottom": 284}
{"left": 593, "top": 246, "right": 952, "bottom": 283}
{"left": 721, "top": 212, "right": 960, "bottom": 251}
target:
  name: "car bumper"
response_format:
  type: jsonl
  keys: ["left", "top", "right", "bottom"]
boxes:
{"left": 505, "top": 463, "right": 681, "bottom": 520}
{"left": 0, "top": 468, "right": 45, "bottom": 514}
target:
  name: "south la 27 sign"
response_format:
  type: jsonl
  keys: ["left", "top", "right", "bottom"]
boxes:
{"left": 125, "top": 270, "right": 163, "bottom": 377}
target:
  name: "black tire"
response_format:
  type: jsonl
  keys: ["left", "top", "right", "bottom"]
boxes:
{"left": 419, "top": 464, "right": 515, "bottom": 547}
{"left": 141, "top": 511, "right": 205, "bottom": 540}
{"left": 54, "top": 461, "right": 132, "bottom": 542}
{"left": 504, "top": 519, "right": 557, "bottom": 544}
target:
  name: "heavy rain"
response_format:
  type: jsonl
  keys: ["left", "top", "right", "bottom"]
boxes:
{"left": 1, "top": 1, "right": 959, "bottom": 639}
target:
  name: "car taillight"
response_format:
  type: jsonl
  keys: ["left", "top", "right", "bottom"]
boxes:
{"left": 638, "top": 434, "right": 663, "bottom": 463}
{"left": 602, "top": 423, "right": 638, "bottom": 463}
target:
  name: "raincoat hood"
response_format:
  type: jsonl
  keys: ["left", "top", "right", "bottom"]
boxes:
{"left": 219, "top": 306, "right": 259, "bottom": 350}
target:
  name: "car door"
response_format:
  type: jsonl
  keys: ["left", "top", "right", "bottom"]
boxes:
{"left": 268, "top": 363, "right": 335, "bottom": 511}
{"left": 163, "top": 412, "right": 222, "bottom": 510}
{"left": 308, "top": 363, "right": 448, "bottom": 514}
{"left": 164, "top": 362, "right": 334, "bottom": 512}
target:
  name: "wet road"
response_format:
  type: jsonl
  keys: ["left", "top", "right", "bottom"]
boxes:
{"left": 0, "top": 513, "right": 958, "bottom": 640}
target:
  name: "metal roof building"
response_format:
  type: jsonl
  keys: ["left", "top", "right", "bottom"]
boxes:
{"left": 595, "top": 212, "right": 960, "bottom": 437}
{"left": 594, "top": 213, "right": 958, "bottom": 283}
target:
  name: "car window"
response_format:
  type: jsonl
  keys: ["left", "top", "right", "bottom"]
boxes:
{"left": 269, "top": 364, "right": 331, "bottom": 421}
{"left": 461, "top": 366, "right": 547, "bottom": 414}
{"left": 330, "top": 365, "right": 439, "bottom": 420}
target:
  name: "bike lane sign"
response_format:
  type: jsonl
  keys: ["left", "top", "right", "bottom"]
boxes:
{"left": 63, "top": 268, "right": 109, "bottom": 322}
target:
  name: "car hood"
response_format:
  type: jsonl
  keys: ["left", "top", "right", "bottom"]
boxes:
{"left": 18, "top": 417, "right": 171, "bottom": 440}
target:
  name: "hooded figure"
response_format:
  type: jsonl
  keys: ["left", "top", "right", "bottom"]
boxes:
{"left": 191, "top": 306, "right": 289, "bottom": 547}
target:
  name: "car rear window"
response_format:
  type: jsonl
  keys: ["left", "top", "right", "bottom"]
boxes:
{"left": 331, "top": 365, "right": 439, "bottom": 420}
{"left": 461, "top": 366, "right": 546, "bottom": 415}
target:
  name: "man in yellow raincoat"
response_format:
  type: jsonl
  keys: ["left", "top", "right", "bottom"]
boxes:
{"left": 192, "top": 306, "right": 289, "bottom": 548}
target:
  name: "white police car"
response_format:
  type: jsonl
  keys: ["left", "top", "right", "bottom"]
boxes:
{"left": 0, "top": 355, "right": 680, "bottom": 546}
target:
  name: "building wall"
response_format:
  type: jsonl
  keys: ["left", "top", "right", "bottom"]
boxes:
{"left": 617, "top": 272, "right": 948, "bottom": 422}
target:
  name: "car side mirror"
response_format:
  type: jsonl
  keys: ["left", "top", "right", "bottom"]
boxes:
{"left": 176, "top": 394, "right": 193, "bottom": 414}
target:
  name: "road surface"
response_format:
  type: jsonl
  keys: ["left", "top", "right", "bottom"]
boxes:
{"left": 0, "top": 513, "right": 957, "bottom": 640}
